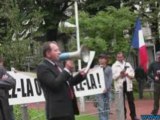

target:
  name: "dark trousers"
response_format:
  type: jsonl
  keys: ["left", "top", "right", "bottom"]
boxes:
{"left": 151, "top": 83, "right": 160, "bottom": 115}
{"left": 0, "top": 100, "right": 11, "bottom": 120}
{"left": 49, "top": 115, "right": 75, "bottom": 120}
{"left": 137, "top": 78, "right": 144, "bottom": 99}
{"left": 0, "top": 101, "right": 5, "bottom": 120}
{"left": 123, "top": 81, "right": 136, "bottom": 120}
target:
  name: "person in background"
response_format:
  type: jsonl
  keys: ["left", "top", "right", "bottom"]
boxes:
{"left": 95, "top": 53, "right": 112, "bottom": 120}
{"left": 63, "top": 59, "right": 80, "bottom": 116}
{"left": 135, "top": 66, "right": 147, "bottom": 99}
{"left": 37, "top": 41, "right": 88, "bottom": 120}
{"left": 148, "top": 51, "right": 160, "bottom": 115}
{"left": 112, "top": 52, "right": 139, "bottom": 120}
{"left": 0, "top": 57, "right": 16, "bottom": 120}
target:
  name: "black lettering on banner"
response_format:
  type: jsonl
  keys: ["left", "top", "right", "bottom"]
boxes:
{"left": 34, "top": 78, "right": 42, "bottom": 96}
{"left": 75, "top": 83, "right": 84, "bottom": 91}
{"left": 26, "top": 78, "right": 34, "bottom": 96}
{"left": 21, "top": 79, "right": 27, "bottom": 97}
{"left": 86, "top": 78, "right": 92, "bottom": 90}
{"left": 9, "top": 85, "right": 17, "bottom": 98}
{"left": 89, "top": 74, "right": 97, "bottom": 89}
{"left": 96, "top": 73, "right": 101, "bottom": 88}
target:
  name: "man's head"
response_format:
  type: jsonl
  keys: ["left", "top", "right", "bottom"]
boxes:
{"left": 116, "top": 52, "right": 125, "bottom": 63}
{"left": 98, "top": 53, "right": 109, "bottom": 66}
{"left": 42, "top": 41, "right": 61, "bottom": 61}
{"left": 64, "top": 59, "right": 75, "bottom": 72}
{"left": 156, "top": 51, "right": 160, "bottom": 62}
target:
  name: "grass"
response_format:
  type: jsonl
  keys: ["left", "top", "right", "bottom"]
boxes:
{"left": 134, "top": 91, "right": 153, "bottom": 100}
{"left": 76, "top": 115, "right": 98, "bottom": 120}
{"left": 14, "top": 105, "right": 98, "bottom": 120}
{"left": 133, "top": 80, "right": 154, "bottom": 100}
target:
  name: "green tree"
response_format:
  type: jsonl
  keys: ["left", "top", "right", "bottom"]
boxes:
{"left": 0, "top": 0, "right": 43, "bottom": 70}
{"left": 66, "top": 7, "right": 136, "bottom": 60}
{"left": 0, "top": 40, "right": 41, "bottom": 70}
{"left": 0, "top": 0, "right": 75, "bottom": 69}
{"left": 122, "top": 0, "right": 160, "bottom": 38}
{"left": 0, "top": 0, "right": 75, "bottom": 42}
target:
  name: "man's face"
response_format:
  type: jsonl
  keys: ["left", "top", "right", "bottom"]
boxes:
{"left": 47, "top": 43, "right": 61, "bottom": 61}
{"left": 98, "top": 58, "right": 107, "bottom": 66}
{"left": 116, "top": 53, "right": 124, "bottom": 62}
{"left": 65, "top": 60, "right": 75, "bottom": 72}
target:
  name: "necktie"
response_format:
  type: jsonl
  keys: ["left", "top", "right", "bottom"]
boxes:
{"left": 67, "top": 78, "right": 74, "bottom": 99}
{"left": 55, "top": 62, "right": 74, "bottom": 99}
{"left": 55, "top": 63, "right": 62, "bottom": 73}
{"left": 68, "top": 85, "right": 74, "bottom": 99}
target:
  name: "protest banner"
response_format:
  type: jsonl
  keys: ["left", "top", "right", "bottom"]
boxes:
{"left": 8, "top": 67, "right": 105, "bottom": 105}
{"left": 74, "top": 67, "right": 105, "bottom": 97}
{"left": 8, "top": 71, "right": 45, "bottom": 105}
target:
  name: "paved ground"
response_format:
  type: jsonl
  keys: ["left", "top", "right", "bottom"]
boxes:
{"left": 28, "top": 99, "right": 160, "bottom": 120}
{"left": 79, "top": 99, "right": 160, "bottom": 120}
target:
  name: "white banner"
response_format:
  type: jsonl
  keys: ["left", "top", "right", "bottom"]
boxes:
{"left": 8, "top": 71, "right": 45, "bottom": 105}
{"left": 8, "top": 67, "right": 105, "bottom": 105}
{"left": 74, "top": 67, "right": 105, "bottom": 97}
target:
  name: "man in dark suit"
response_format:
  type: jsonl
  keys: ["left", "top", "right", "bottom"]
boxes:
{"left": 63, "top": 59, "right": 80, "bottom": 115}
{"left": 37, "top": 41, "right": 87, "bottom": 120}
{"left": 135, "top": 66, "right": 147, "bottom": 99}
{"left": 0, "top": 57, "right": 16, "bottom": 120}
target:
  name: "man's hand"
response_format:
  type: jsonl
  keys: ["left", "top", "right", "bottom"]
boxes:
{"left": 120, "top": 70, "right": 126, "bottom": 78}
{"left": 1, "top": 74, "right": 8, "bottom": 80}
{"left": 79, "top": 68, "right": 88, "bottom": 77}
{"left": 103, "top": 89, "right": 107, "bottom": 93}
{"left": 155, "top": 76, "right": 159, "bottom": 81}
{"left": 125, "top": 73, "right": 133, "bottom": 79}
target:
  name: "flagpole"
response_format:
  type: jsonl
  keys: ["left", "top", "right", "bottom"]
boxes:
{"left": 74, "top": 0, "right": 85, "bottom": 112}
{"left": 153, "top": 41, "right": 156, "bottom": 61}
{"left": 126, "top": 17, "right": 140, "bottom": 64}
{"left": 124, "top": 26, "right": 138, "bottom": 74}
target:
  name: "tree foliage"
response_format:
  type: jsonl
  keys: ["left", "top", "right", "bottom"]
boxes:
{"left": 0, "top": 0, "right": 159, "bottom": 68}
{"left": 66, "top": 7, "right": 136, "bottom": 58}
{"left": 123, "top": 0, "right": 160, "bottom": 38}
{"left": 0, "top": 40, "right": 41, "bottom": 70}
{"left": 0, "top": 0, "right": 73, "bottom": 69}
{"left": 0, "top": 0, "right": 74, "bottom": 42}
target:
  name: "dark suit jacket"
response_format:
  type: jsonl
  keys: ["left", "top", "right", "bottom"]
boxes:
{"left": 0, "top": 65, "right": 16, "bottom": 120}
{"left": 37, "top": 59, "right": 85, "bottom": 119}
{"left": 135, "top": 67, "right": 147, "bottom": 82}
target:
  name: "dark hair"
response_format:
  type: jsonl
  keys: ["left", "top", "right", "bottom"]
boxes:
{"left": 98, "top": 53, "right": 108, "bottom": 59}
{"left": 63, "top": 59, "right": 72, "bottom": 66}
{"left": 116, "top": 51, "right": 125, "bottom": 57}
{"left": 42, "top": 41, "right": 57, "bottom": 57}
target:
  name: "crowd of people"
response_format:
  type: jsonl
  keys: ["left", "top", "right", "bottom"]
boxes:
{"left": 0, "top": 41, "right": 160, "bottom": 120}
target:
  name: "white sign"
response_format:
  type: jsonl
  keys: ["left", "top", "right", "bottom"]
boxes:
{"left": 8, "top": 71, "right": 45, "bottom": 105}
{"left": 8, "top": 67, "right": 105, "bottom": 105}
{"left": 74, "top": 67, "right": 105, "bottom": 97}
{"left": 85, "top": 51, "right": 95, "bottom": 73}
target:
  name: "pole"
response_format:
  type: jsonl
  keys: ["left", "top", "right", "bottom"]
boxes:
{"left": 153, "top": 40, "right": 156, "bottom": 61}
{"left": 74, "top": 0, "right": 80, "bottom": 53}
{"left": 74, "top": 0, "right": 85, "bottom": 112}
{"left": 115, "top": 88, "right": 125, "bottom": 120}
{"left": 21, "top": 104, "right": 29, "bottom": 120}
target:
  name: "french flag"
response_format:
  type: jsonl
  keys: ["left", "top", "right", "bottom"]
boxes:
{"left": 131, "top": 18, "right": 148, "bottom": 72}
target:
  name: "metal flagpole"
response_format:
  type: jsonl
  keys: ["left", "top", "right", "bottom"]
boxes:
{"left": 74, "top": 0, "right": 85, "bottom": 112}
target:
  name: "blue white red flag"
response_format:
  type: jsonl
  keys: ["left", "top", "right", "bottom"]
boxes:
{"left": 131, "top": 18, "right": 148, "bottom": 72}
